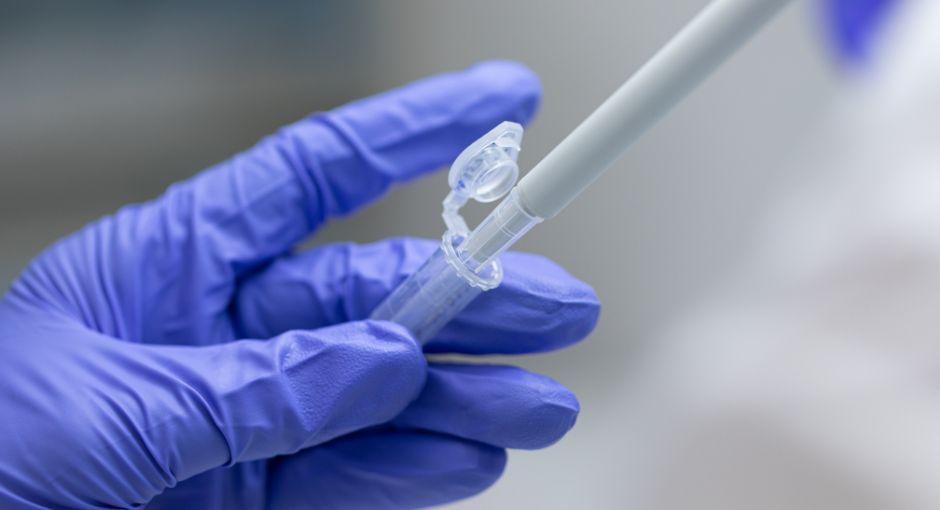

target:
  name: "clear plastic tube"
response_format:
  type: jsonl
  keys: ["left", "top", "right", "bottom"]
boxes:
{"left": 370, "top": 233, "right": 497, "bottom": 343}
{"left": 371, "top": 123, "right": 538, "bottom": 343}
{"left": 371, "top": 189, "right": 542, "bottom": 343}
{"left": 372, "top": 190, "right": 542, "bottom": 343}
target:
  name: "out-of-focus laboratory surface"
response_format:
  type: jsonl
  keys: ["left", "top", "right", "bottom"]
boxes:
{"left": 10, "top": 0, "right": 940, "bottom": 508}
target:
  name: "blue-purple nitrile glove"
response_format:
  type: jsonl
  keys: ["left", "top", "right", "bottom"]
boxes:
{"left": 823, "top": 0, "right": 899, "bottom": 62}
{"left": 0, "top": 61, "right": 600, "bottom": 509}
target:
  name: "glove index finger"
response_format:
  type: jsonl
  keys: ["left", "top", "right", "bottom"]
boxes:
{"left": 318, "top": 59, "right": 542, "bottom": 210}
{"left": 108, "top": 62, "right": 540, "bottom": 342}
{"left": 157, "top": 60, "right": 541, "bottom": 275}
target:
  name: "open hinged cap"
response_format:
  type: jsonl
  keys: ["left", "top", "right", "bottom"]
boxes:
{"left": 443, "top": 121, "right": 524, "bottom": 235}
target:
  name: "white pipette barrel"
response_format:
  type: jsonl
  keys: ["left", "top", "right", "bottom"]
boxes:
{"left": 517, "top": 0, "right": 795, "bottom": 220}
{"left": 372, "top": 0, "right": 796, "bottom": 342}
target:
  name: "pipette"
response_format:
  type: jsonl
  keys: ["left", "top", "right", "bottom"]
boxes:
{"left": 371, "top": 0, "right": 796, "bottom": 342}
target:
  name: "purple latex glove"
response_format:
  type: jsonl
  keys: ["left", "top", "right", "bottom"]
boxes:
{"left": 823, "top": 0, "right": 899, "bottom": 62}
{"left": 0, "top": 61, "right": 600, "bottom": 509}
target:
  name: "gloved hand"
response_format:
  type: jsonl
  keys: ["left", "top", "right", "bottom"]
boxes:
{"left": 0, "top": 61, "right": 600, "bottom": 509}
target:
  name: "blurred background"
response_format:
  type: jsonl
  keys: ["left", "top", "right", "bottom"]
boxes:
{"left": 4, "top": 0, "right": 903, "bottom": 508}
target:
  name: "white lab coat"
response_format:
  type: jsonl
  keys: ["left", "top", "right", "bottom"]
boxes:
{"left": 629, "top": 3, "right": 940, "bottom": 508}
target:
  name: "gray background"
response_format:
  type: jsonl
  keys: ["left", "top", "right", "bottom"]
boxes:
{"left": 0, "top": 1, "right": 838, "bottom": 507}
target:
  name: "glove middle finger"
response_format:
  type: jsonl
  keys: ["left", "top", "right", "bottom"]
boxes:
{"left": 234, "top": 237, "right": 600, "bottom": 355}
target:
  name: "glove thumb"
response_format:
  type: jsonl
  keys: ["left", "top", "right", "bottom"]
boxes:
{"left": 122, "top": 320, "right": 425, "bottom": 487}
